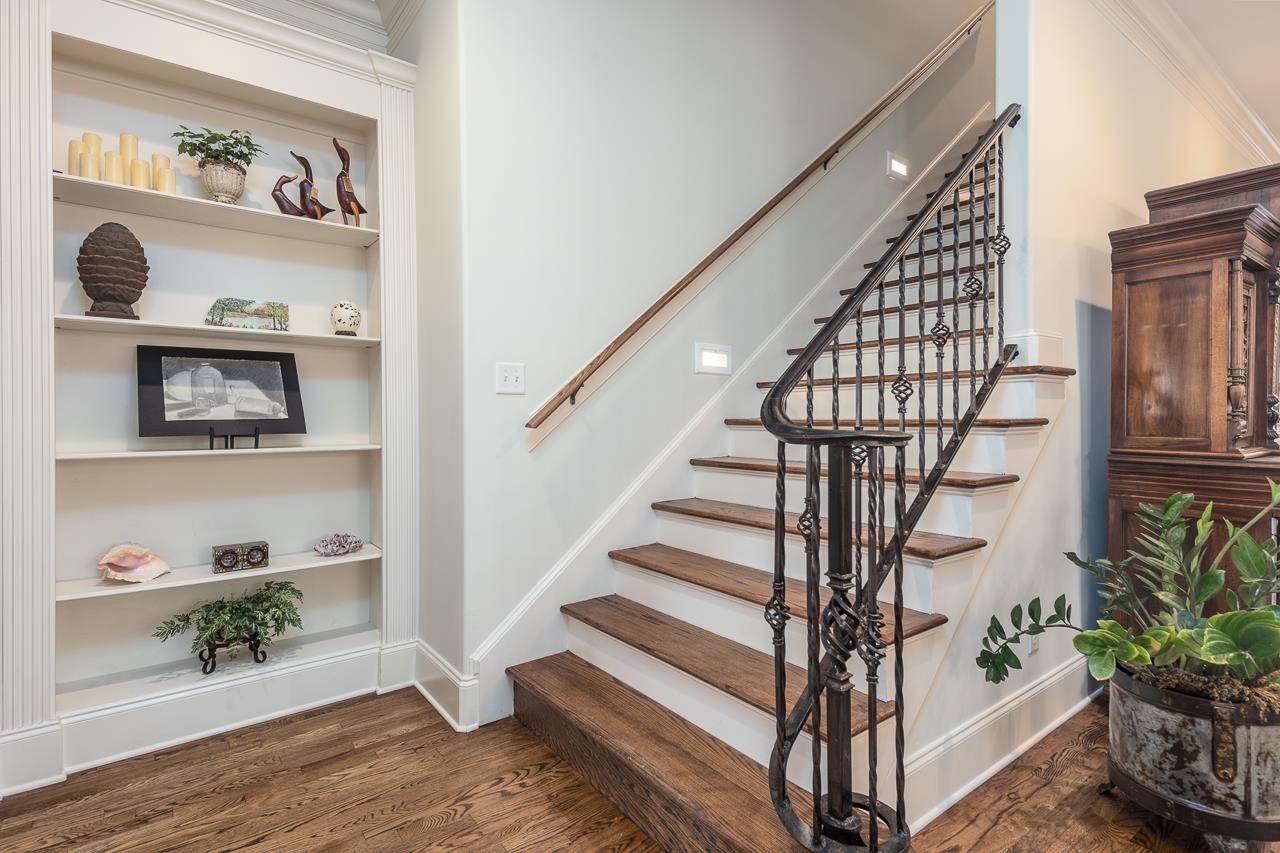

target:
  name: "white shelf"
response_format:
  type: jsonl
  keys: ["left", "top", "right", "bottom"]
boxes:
{"left": 55, "top": 624, "right": 381, "bottom": 717}
{"left": 55, "top": 545, "right": 382, "bottom": 601}
{"left": 55, "top": 314, "right": 380, "bottom": 348}
{"left": 53, "top": 172, "right": 379, "bottom": 248}
{"left": 56, "top": 444, "right": 381, "bottom": 461}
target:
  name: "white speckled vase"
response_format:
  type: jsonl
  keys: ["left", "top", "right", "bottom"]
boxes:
{"left": 199, "top": 159, "right": 246, "bottom": 204}
{"left": 330, "top": 300, "right": 362, "bottom": 336}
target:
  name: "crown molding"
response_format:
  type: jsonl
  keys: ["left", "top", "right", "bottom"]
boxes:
{"left": 218, "top": 0, "right": 388, "bottom": 52}
{"left": 100, "top": 0, "right": 414, "bottom": 90}
{"left": 377, "top": 0, "right": 424, "bottom": 56}
{"left": 1088, "top": 0, "right": 1280, "bottom": 167}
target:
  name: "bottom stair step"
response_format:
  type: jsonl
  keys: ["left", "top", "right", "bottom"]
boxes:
{"left": 508, "top": 651, "right": 806, "bottom": 853}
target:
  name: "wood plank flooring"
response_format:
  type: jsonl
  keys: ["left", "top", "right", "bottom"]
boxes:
{"left": 0, "top": 690, "right": 1213, "bottom": 851}
{"left": 0, "top": 689, "right": 657, "bottom": 852}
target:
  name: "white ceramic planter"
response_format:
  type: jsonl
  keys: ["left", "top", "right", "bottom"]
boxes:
{"left": 199, "top": 159, "right": 246, "bottom": 204}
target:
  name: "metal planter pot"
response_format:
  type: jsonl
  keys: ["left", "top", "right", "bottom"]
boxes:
{"left": 1109, "top": 667, "right": 1280, "bottom": 852}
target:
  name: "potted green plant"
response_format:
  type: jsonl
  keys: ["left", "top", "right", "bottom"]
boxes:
{"left": 172, "top": 125, "right": 267, "bottom": 204}
{"left": 154, "top": 580, "right": 303, "bottom": 675}
{"left": 977, "top": 485, "right": 1280, "bottom": 852}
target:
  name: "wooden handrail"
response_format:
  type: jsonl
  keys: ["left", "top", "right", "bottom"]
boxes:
{"left": 525, "top": 1, "right": 995, "bottom": 429}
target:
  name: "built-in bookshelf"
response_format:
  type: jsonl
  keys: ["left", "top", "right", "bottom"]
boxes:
{"left": 2, "top": 1, "right": 420, "bottom": 783}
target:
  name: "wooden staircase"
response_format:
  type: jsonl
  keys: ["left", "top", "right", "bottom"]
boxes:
{"left": 510, "top": 107, "right": 1070, "bottom": 850}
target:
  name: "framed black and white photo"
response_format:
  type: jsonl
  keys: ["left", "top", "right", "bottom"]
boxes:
{"left": 136, "top": 345, "right": 307, "bottom": 437}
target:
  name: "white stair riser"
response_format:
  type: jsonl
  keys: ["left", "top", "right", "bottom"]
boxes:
{"left": 824, "top": 306, "right": 990, "bottom": 342}
{"left": 653, "top": 511, "right": 951, "bottom": 612}
{"left": 728, "top": 425, "right": 1032, "bottom": 473}
{"left": 566, "top": 617, "right": 906, "bottom": 794}
{"left": 691, "top": 467, "right": 1004, "bottom": 539}
{"left": 612, "top": 561, "right": 916, "bottom": 698}
{"left": 775, "top": 375, "right": 1056, "bottom": 422}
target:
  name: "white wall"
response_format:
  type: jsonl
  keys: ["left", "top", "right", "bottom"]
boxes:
{"left": 395, "top": 0, "right": 995, "bottom": 713}
{"left": 904, "top": 0, "right": 1260, "bottom": 782}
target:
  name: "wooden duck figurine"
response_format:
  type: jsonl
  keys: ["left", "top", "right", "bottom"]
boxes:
{"left": 290, "top": 151, "right": 334, "bottom": 221}
{"left": 271, "top": 174, "right": 305, "bottom": 217}
{"left": 333, "top": 137, "right": 368, "bottom": 227}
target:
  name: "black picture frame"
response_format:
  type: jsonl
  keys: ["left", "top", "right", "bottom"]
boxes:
{"left": 136, "top": 345, "right": 307, "bottom": 438}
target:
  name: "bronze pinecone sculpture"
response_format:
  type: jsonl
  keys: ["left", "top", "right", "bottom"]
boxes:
{"left": 78, "top": 222, "right": 149, "bottom": 320}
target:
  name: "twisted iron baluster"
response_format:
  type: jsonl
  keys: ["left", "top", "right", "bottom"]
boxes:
{"left": 932, "top": 208, "right": 949, "bottom": 459}
{"left": 877, "top": 282, "right": 887, "bottom": 430}
{"left": 832, "top": 330, "right": 840, "bottom": 429}
{"left": 801, "top": 439, "right": 822, "bottom": 843}
{"left": 994, "top": 133, "right": 1010, "bottom": 350}
{"left": 917, "top": 229, "right": 927, "bottom": 482}
{"left": 862, "top": 447, "right": 887, "bottom": 851}
{"left": 893, "top": 257, "right": 912, "bottom": 435}
{"left": 964, "top": 165, "right": 981, "bottom": 404}
{"left": 856, "top": 307, "right": 864, "bottom": 429}
{"left": 981, "top": 148, "right": 992, "bottom": 369}
{"left": 767, "top": 441, "right": 790, "bottom": 754}
{"left": 952, "top": 181, "right": 962, "bottom": 429}
{"left": 893, "top": 444, "right": 908, "bottom": 836}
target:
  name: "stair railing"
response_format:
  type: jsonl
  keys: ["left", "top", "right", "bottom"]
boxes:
{"left": 760, "top": 103, "right": 1022, "bottom": 852}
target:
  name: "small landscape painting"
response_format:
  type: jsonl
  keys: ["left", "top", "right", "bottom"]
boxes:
{"left": 204, "top": 298, "right": 289, "bottom": 331}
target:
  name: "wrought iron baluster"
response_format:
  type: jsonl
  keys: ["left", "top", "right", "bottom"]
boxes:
{"left": 767, "top": 442, "right": 789, "bottom": 751}
{"left": 917, "top": 230, "right": 927, "bottom": 483}
{"left": 933, "top": 208, "right": 949, "bottom": 459}
{"left": 856, "top": 308, "right": 864, "bottom": 429}
{"left": 832, "top": 330, "right": 841, "bottom": 429}
{"left": 893, "top": 258, "right": 912, "bottom": 434}
{"left": 952, "top": 183, "right": 962, "bottom": 428}
{"left": 877, "top": 282, "right": 887, "bottom": 430}
{"left": 862, "top": 447, "right": 887, "bottom": 851}
{"left": 893, "top": 444, "right": 908, "bottom": 835}
{"left": 981, "top": 150, "right": 992, "bottom": 370}
{"left": 965, "top": 165, "right": 980, "bottom": 403}
{"left": 994, "top": 133, "right": 1010, "bottom": 350}
{"left": 801, "top": 442, "right": 822, "bottom": 843}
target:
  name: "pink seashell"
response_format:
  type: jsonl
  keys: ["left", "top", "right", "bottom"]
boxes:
{"left": 98, "top": 542, "right": 152, "bottom": 571}
{"left": 314, "top": 533, "right": 364, "bottom": 557}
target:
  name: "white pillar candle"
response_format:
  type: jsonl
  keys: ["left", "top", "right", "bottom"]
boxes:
{"left": 154, "top": 167, "right": 176, "bottom": 194}
{"left": 81, "top": 132, "right": 101, "bottom": 162}
{"left": 151, "top": 153, "right": 170, "bottom": 175}
{"left": 129, "top": 159, "right": 150, "bottom": 189}
{"left": 103, "top": 151, "right": 124, "bottom": 184}
{"left": 119, "top": 132, "right": 138, "bottom": 163}
{"left": 79, "top": 151, "right": 100, "bottom": 180}
{"left": 66, "top": 140, "right": 83, "bottom": 176}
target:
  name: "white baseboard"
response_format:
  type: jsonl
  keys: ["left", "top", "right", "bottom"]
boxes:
{"left": 414, "top": 640, "right": 478, "bottom": 732}
{"left": 59, "top": 644, "right": 380, "bottom": 774}
{"left": 378, "top": 640, "right": 418, "bottom": 691}
{"left": 0, "top": 723, "right": 66, "bottom": 798}
{"left": 906, "top": 655, "right": 1096, "bottom": 829}
{"left": 1006, "top": 329, "right": 1065, "bottom": 365}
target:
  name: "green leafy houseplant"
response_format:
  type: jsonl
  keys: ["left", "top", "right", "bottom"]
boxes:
{"left": 171, "top": 125, "right": 267, "bottom": 170}
{"left": 154, "top": 580, "right": 303, "bottom": 657}
{"left": 976, "top": 483, "right": 1280, "bottom": 702}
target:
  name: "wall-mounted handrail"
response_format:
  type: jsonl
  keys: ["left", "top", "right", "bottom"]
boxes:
{"left": 524, "top": 0, "right": 995, "bottom": 430}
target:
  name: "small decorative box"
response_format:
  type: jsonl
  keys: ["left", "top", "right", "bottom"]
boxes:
{"left": 211, "top": 541, "right": 270, "bottom": 573}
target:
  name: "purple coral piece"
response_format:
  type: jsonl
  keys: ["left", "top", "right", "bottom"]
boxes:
{"left": 314, "top": 533, "right": 364, "bottom": 557}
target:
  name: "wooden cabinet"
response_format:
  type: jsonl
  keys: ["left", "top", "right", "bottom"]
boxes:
{"left": 1108, "top": 166, "right": 1280, "bottom": 592}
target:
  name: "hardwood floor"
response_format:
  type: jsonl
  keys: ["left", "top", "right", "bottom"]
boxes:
{"left": 915, "top": 695, "right": 1209, "bottom": 853}
{"left": 0, "top": 689, "right": 657, "bottom": 852}
{"left": 0, "top": 691, "right": 1212, "bottom": 852}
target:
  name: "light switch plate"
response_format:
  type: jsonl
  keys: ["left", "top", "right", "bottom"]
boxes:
{"left": 496, "top": 362, "right": 525, "bottom": 395}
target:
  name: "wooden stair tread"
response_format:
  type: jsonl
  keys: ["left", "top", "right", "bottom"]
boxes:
{"left": 892, "top": 212, "right": 993, "bottom": 242}
{"left": 652, "top": 497, "right": 986, "bottom": 560}
{"left": 561, "top": 595, "right": 896, "bottom": 741}
{"left": 758, "top": 364, "right": 1075, "bottom": 387}
{"left": 508, "top": 651, "right": 807, "bottom": 853}
{"left": 816, "top": 292, "right": 990, "bottom": 321}
{"left": 689, "top": 455, "right": 1018, "bottom": 490}
{"left": 841, "top": 261, "right": 995, "bottom": 294}
{"left": 725, "top": 415, "right": 1049, "bottom": 430}
{"left": 787, "top": 330, "right": 992, "bottom": 355}
{"left": 608, "top": 542, "right": 948, "bottom": 640}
